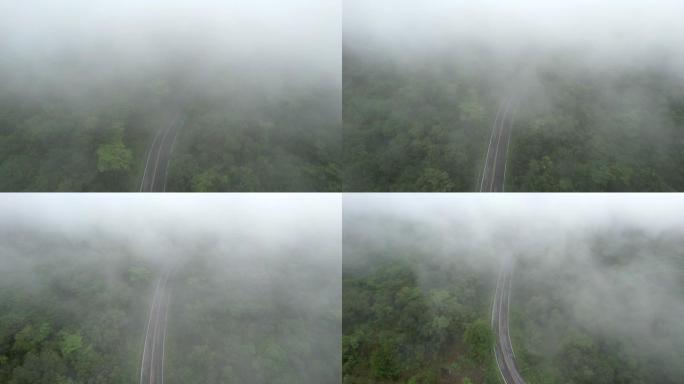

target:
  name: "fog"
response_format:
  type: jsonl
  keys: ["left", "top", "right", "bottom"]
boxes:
{"left": 0, "top": 1, "right": 341, "bottom": 192}
{"left": 1, "top": 194, "right": 339, "bottom": 264}
{"left": 343, "top": 1, "right": 684, "bottom": 192}
{"left": 1, "top": 0, "right": 340, "bottom": 95}
{"left": 344, "top": 194, "right": 684, "bottom": 381}
{"left": 0, "top": 194, "right": 341, "bottom": 383}
{"left": 345, "top": 0, "right": 684, "bottom": 71}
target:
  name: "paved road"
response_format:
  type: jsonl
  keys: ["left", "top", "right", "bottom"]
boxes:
{"left": 479, "top": 97, "right": 525, "bottom": 383}
{"left": 139, "top": 118, "right": 183, "bottom": 192}
{"left": 139, "top": 271, "right": 171, "bottom": 384}
{"left": 492, "top": 258, "right": 525, "bottom": 384}
{"left": 479, "top": 98, "right": 515, "bottom": 192}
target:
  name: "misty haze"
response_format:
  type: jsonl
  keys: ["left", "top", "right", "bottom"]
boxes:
{"left": 343, "top": 194, "right": 684, "bottom": 383}
{"left": 0, "top": 1, "right": 340, "bottom": 191}
{"left": 343, "top": 0, "right": 684, "bottom": 191}
{"left": 0, "top": 194, "right": 341, "bottom": 383}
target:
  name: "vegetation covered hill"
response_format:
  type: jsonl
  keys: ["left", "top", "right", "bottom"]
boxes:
{"left": 343, "top": 47, "right": 496, "bottom": 191}
{"left": 343, "top": 220, "right": 501, "bottom": 384}
{"left": 165, "top": 247, "right": 341, "bottom": 384}
{"left": 0, "top": 214, "right": 341, "bottom": 383}
{"left": 508, "top": 60, "right": 684, "bottom": 191}
{"left": 343, "top": 44, "right": 684, "bottom": 192}
{"left": 0, "top": 67, "right": 340, "bottom": 191}
{"left": 0, "top": 1, "right": 340, "bottom": 192}
{"left": 0, "top": 231, "right": 154, "bottom": 383}
{"left": 510, "top": 230, "right": 684, "bottom": 384}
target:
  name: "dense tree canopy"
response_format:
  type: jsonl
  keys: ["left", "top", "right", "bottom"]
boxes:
{"left": 343, "top": 242, "right": 501, "bottom": 383}
{"left": 0, "top": 234, "right": 152, "bottom": 383}
{"left": 0, "top": 52, "right": 340, "bottom": 192}
{"left": 343, "top": 47, "right": 495, "bottom": 191}
{"left": 510, "top": 230, "right": 684, "bottom": 384}
{"left": 165, "top": 251, "right": 340, "bottom": 384}
{"left": 508, "top": 62, "right": 684, "bottom": 191}
{"left": 343, "top": 45, "right": 684, "bottom": 192}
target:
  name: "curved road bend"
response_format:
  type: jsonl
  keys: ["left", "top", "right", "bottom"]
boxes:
{"left": 479, "top": 98, "right": 516, "bottom": 192}
{"left": 492, "top": 258, "right": 525, "bottom": 384}
{"left": 480, "top": 98, "right": 525, "bottom": 382}
{"left": 139, "top": 270, "right": 171, "bottom": 384}
{"left": 139, "top": 117, "right": 183, "bottom": 192}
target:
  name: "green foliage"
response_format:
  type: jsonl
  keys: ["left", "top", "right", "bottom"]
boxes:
{"left": 343, "top": 250, "right": 491, "bottom": 383}
{"left": 0, "top": 85, "right": 150, "bottom": 191}
{"left": 164, "top": 251, "right": 339, "bottom": 383}
{"left": 344, "top": 47, "right": 684, "bottom": 192}
{"left": 166, "top": 87, "right": 341, "bottom": 192}
{"left": 416, "top": 168, "right": 455, "bottom": 191}
{"left": 370, "top": 342, "right": 400, "bottom": 379}
{"left": 343, "top": 48, "right": 493, "bottom": 191}
{"left": 508, "top": 63, "right": 684, "bottom": 191}
{"left": 9, "top": 349, "right": 67, "bottom": 384}
{"left": 0, "top": 234, "right": 151, "bottom": 383}
{"left": 13, "top": 323, "right": 52, "bottom": 353}
{"left": 58, "top": 331, "right": 82, "bottom": 357}
{"left": 96, "top": 139, "right": 132, "bottom": 172}
{"left": 190, "top": 168, "right": 228, "bottom": 192}
{"left": 127, "top": 266, "right": 152, "bottom": 285}
{"left": 0, "top": 58, "right": 339, "bottom": 191}
{"left": 463, "top": 320, "right": 493, "bottom": 364}
{"left": 407, "top": 369, "right": 439, "bottom": 384}
{"left": 512, "top": 231, "right": 684, "bottom": 383}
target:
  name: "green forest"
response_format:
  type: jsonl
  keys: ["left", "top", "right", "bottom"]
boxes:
{"left": 509, "top": 230, "right": 684, "bottom": 384}
{"left": 0, "top": 227, "right": 340, "bottom": 383}
{"left": 343, "top": 223, "right": 501, "bottom": 384}
{"left": 0, "top": 58, "right": 340, "bottom": 192}
{"left": 0, "top": 76, "right": 157, "bottom": 191}
{"left": 343, "top": 46, "right": 684, "bottom": 192}
{"left": 507, "top": 60, "right": 684, "bottom": 191}
{"left": 0, "top": 232, "right": 153, "bottom": 383}
{"left": 343, "top": 47, "right": 495, "bottom": 191}
{"left": 166, "top": 86, "right": 340, "bottom": 192}
{"left": 165, "top": 249, "right": 341, "bottom": 384}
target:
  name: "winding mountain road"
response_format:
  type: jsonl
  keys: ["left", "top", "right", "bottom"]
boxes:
{"left": 139, "top": 118, "right": 183, "bottom": 192}
{"left": 480, "top": 98, "right": 525, "bottom": 383}
{"left": 479, "top": 98, "right": 515, "bottom": 192}
{"left": 139, "top": 271, "right": 171, "bottom": 384}
{"left": 491, "top": 258, "right": 525, "bottom": 384}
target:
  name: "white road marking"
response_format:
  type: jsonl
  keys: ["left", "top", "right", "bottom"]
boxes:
{"left": 140, "top": 128, "right": 165, "bottom": 192}
{"left": 161, "top": 290, "right": 170, "bottom": 384}
{"left": 140, "top": 278, "right": 162, "bottom": 384}
{"left": 507, "top": 264, "right": 516, "bottom": 360}
{"left": 502, "top": 100, "right": 519, "bottom": 192}
{"left": 162, "top": 119, "right": 182, "bottom": 192}
{"left": 480, "top": 103, "right": 505, "bottom": 191}
{"left": 149, "top": 126, "right": 171, "bottom": 192}
{"left": 494, "top": 344, "right": 510, "bottom": 384}
{"left": 489, "top": 99, "right": 513, "bottom": 192}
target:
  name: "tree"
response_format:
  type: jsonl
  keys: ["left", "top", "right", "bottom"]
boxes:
{"left": 557, "top": 335, "right": 615, "bottom": 384}
{"left": 127, "top": 266, "right": 152, "bottom": 285}
{"left": 416, "top": 168, "right": 455, "bottom": 191}
{"left": 9, "top": 349, "right": 67, "bottom": 384}
{"left": 58, "top": 331, "right": 82, "bottom": 358}
{"left": 463, "top": 320, "right": 493, "bottom": 364}
{"left": 13, "top": 323, "right": 51, "bottom": 353}
{"left": 370, "top": 342, "right": 400, "bottom": 380}
{"left": 96, "top": 140, "right": 132, "bottom": 172}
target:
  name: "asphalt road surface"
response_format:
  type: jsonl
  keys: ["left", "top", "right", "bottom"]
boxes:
{"left": 139, "top": 118, "right": 183, "bottom": 192}
{"left": 139, "top": 271, "right": 171, "bottom": 384}
{"left": 492, "top": 258, "right": 525, "bottom": 384}
{"left": 479, "top": 98, "right": 515, "bottom": 192}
